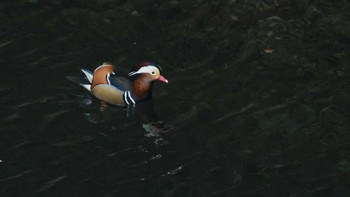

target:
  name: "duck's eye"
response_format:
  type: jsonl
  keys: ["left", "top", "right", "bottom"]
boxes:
{"left": 151, "top": 71, "right": 156, "bottom": 75}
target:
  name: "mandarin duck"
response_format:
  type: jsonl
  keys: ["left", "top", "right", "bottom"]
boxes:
{"left": 68, "top": 62, "right": 168, "bottom": 106}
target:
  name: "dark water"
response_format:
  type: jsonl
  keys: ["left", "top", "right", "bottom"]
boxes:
{"left": 1, "top": 0, "right": 350, "bottom": 196}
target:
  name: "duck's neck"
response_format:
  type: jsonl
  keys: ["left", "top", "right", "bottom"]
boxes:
{"left": 131, "top": 77, "right": 153, "bottom": 103}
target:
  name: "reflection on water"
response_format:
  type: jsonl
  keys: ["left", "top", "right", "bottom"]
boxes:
{"left": 1, "top": 0, "right": 350, "bottom": 196}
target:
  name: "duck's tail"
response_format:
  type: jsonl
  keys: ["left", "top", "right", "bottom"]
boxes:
{"left": 66, "top": 68, "right": 94, "bottom": 91}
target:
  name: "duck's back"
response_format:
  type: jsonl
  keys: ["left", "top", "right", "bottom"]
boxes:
{"left": 109, "top": 75, "right": 132, "bottom": 91}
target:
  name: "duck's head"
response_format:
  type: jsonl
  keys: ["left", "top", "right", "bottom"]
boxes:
{"left": 128, "top": 62, "right": 168, "bottom": 83}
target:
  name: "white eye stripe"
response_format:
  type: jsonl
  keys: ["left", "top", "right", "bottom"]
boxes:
{"left": 128, "top": 66, "right": 158, "bottom": 76}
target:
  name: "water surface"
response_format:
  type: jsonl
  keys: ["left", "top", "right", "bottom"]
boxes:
{"left": 1, "top": 1, "right": 350, "bottom": 196}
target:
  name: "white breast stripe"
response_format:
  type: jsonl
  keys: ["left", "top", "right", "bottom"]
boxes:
{"left": 127, "top": 91, "right": 136, "bottom": 105}
{"left": 123, "top": 92, "right": 130, "bottom": 105}
{"left": 123, "top": 91, "right": 136, "bottom": 106}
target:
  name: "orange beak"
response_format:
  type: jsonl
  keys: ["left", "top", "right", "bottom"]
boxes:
{"left": 158, "top": 75, "right": 169, "bottom": 83}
